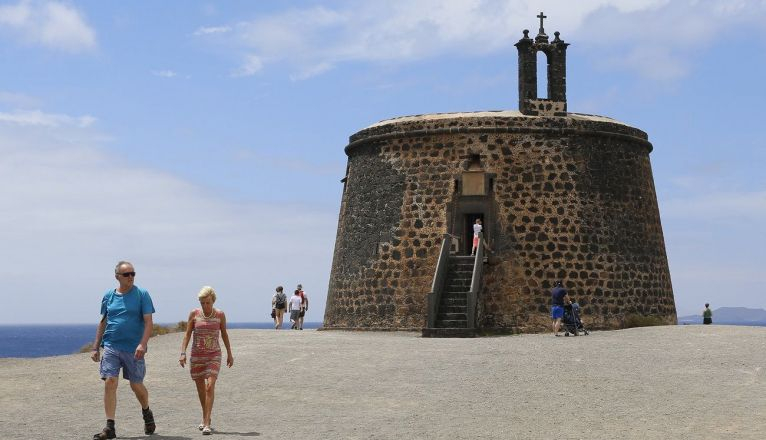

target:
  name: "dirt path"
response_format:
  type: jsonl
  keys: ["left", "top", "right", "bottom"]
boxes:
{"left": 1, "top": 325, "right": 764, "bottom": 439}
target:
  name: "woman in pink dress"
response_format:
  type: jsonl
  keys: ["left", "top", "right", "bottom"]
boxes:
{"left": 179, "top": 286, "right": 234, "bottom": 435}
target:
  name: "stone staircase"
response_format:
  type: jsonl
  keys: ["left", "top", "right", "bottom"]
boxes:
{"left": 422, "top": 255, "right": 477, "bottom": 337}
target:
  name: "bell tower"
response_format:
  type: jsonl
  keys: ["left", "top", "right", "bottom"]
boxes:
{"left": 515, "top": 12, "right": 569, "bottom": 116}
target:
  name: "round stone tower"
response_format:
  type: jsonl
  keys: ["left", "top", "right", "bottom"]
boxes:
{"left": 322, "top": 15, "right": 676, "bottom": 333}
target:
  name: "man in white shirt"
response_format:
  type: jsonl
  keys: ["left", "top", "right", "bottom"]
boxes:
{"left": 288, "top": 289, "right": 303, "bottom": 330}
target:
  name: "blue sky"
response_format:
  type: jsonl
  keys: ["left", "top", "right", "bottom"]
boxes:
{"left": 1, "top": 0, "right": 764, "bottom": 324}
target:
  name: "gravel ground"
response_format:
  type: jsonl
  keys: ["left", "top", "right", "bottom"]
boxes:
{"left": 1, "top": 325, "right": 764, "bottom": 439}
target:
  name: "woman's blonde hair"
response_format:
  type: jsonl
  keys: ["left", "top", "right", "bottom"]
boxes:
{"left": 198, "top": 286, "right": 217, "bottom": 303}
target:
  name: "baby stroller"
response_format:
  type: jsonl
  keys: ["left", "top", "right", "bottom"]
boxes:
{"left": 562, "top": 302, "right": 589, "bottom": 336}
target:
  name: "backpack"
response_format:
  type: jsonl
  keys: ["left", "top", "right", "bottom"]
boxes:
{"left": 274, "top": 292, "right": 286, "bottom": 309}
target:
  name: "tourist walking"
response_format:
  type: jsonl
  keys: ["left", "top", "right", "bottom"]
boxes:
{"left": 272, "top": 286, "right": 287, "bottom": 329}
{"left": 297, "top": 283, "right": 309, "bottom": 330}
{"left": 471, "top": 218, "right": 483, "bottom": 256}
{"left": 288, "top": 289, "right": 303, "bottom": 330}
{"left": 90, "top": 261, "right": 156, "bottom": 440}
{"left": 703, "top": 303, "right": 713, "bottom": 325}
{"left": 179, "top": 286, "right": 234, "bottom": 435}
{"left": 551, "top": 280, "right": 572, "bottom": 337}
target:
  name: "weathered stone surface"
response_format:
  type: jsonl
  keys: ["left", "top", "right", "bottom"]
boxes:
{"left": 323, "top": 111, "right": 676, "bottom": 332}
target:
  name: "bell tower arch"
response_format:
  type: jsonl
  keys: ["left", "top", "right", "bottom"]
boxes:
{"left": 515, "top": 12, "right": 569, "bottom": 116}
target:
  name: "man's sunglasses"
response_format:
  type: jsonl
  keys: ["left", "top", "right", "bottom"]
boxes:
{"left": 118, "top": 272, "right": 136, "bottom": 278}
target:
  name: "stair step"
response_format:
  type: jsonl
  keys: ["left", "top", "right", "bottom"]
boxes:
{"left": 439, "top": 311, "right": 466, "bottom": 318}
{"left": 438, "top": 311, "right": 467, "bottom": 318}
{"left": 424, "top": 255, "right": 481, "bottom": 338}
{"left": 439, "top": 305, "right": 467, "bottom": 314}
{"left": 447, "top": 278, "right": 471, "bottom": 284}
{"left": 438, "top": 312, "right": 466, "bottom": 321}
{"left": 436, "top": 319, "right": 467, "bottom": 328}
{"left": 448, "top": 269, "right": 473, "bottom": 274}
{"left": 422, "top": 328, "right": 477, "bottom": 338}
{"left": 443, "top": 293, "right": 468, "bottom": 299}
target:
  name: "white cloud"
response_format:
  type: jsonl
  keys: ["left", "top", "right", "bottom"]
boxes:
{"left": 289, "top": 62, "right": 334, "bottom": 81}
{"left": 0, "top": 109, "right": 95, "bottom": 127}
{"left": 0, "top": 0, "right": 29, "bottom": 26}
{"left": 193, "top": 25, "right": 231, "bottom": 36}
{"left": 578, "top": 0, "right": 766, "bottom": 80}
{"left": 0, "top": 0, "right": 96, "bottom": 52}
{"left": 0, "top": 111, "right": 336, "bottom": 324}
{"left": 231, "top": 54, "right": 264, "bottom": 77}
{"left": 152, "top": 70, "right": 178, "bottom": 78}
{"left": 195, "top": 0, "right": 766, "bottom": 81}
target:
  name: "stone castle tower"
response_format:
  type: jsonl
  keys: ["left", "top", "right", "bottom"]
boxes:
{"left": 323, "top": 14, "right": 676, "bottom": 334}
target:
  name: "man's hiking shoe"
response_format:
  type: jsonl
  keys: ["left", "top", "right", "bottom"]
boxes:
{"left": 142, "top": 408, "right": 156, "bottom": 434}
{"left": 93, "top": 427, "right": 116, "bottom": 440}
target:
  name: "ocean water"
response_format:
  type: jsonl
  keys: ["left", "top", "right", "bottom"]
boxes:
{"left": 4, "top": 321, "right": 761, "bottom": 358}
{"left": 0, "top": 322, "right": 321, "bottom": 358}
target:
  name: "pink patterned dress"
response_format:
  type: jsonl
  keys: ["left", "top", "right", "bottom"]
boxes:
{"left": 190, "top": 308, "right": 222, "bottom": 380}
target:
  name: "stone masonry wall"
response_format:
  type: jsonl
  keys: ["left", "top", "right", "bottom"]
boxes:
{"left": 323, "top": 113, "right": 676, "bottom": 331}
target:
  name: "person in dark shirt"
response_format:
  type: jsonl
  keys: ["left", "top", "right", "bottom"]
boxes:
{"left": 703, "top": 303, "right": 713, "bottom": 325}
{"left": 550, "top": 280, "right": 572, "bottom": 336}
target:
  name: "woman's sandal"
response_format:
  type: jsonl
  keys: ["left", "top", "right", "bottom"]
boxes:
{"left": 92, "top": 427, "right": 116, "bottom": 440}
{"left": 202, "top": 425, "right": 212, "bottom": 435}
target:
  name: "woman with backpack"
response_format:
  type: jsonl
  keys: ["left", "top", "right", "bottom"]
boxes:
{"left": 272, "top": 286, "right": 287, "bottom": 329}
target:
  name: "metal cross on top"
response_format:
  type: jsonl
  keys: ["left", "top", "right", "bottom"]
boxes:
{"left": 537, "top": 12, "right": 547, "bottom": 33}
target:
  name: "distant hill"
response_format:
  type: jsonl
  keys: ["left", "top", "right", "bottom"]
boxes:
{"left": 678, "top": 307, "right": 766, "bottom": 325}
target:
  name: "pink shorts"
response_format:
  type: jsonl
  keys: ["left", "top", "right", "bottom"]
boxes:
{"left": 472, "top": 235, "right": 479, "bottom": 247}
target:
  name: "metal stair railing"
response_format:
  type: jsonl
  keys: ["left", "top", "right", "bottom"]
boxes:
{"left": 426, "top": 233, "right": 452, "bottom": 328}
{"left": 467, "top": 232, "right": 485, "bottom": 330}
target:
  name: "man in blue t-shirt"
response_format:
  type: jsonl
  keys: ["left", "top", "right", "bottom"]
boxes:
{"left": 90, "top": 261, "right": 156, "bottom": 439}
{"left": 551, "top": 280, "right": 572, "bottom": 337}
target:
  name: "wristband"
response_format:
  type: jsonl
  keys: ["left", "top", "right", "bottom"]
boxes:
{"left": 181, "top": 352, "right": 187, "bottom": 356}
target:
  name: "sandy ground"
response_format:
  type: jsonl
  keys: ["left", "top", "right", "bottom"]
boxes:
{"left": 1, "top": 325, "right": 764, "bottom": 440}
